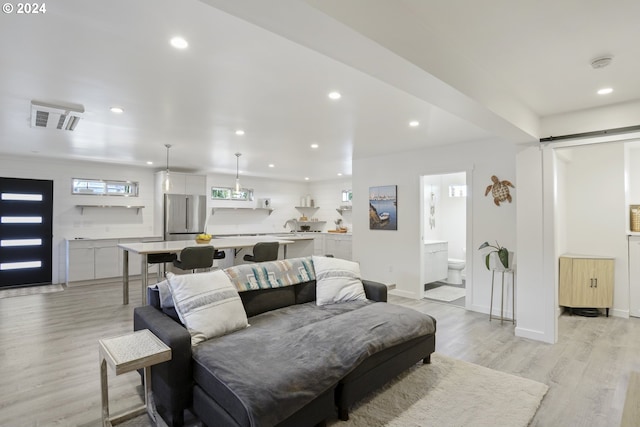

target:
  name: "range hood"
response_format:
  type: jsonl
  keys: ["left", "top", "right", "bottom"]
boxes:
{"left": 30, "top": 100, "right": 84, "bottom": 131}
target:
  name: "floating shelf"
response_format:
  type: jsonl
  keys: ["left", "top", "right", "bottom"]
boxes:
{"left": 336, "top": 207, "right": 352, "bottom": 214}
{"left": 295, "top": 206, "right": 319, "bottom": 210}
{"left": 211, "top": 207, "right": 273, "bottom": 215}
{"left": 77, "top": 205, "right": 144, "bottom": 215}
{"left": 298, "top": 221, "right": 326, "bottom": 224}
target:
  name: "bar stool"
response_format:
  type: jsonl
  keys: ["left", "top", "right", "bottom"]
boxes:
{"left": 173, "top": 246, "right": 215, "bottom": 273}
{"left": 489, "top": 267, "right": 516, "bottom": 324}
{"left": 243, "top": 242, "right": 279, "bottom": 262}
{"left": 147, "top": 253, "right": 177, "bottom": 282}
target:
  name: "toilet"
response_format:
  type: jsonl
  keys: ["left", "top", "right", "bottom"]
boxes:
{"left": 447, "top": 259, "right": 466, "bottom": 285}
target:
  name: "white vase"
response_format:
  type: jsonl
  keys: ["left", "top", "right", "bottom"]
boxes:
{"left": 490, "top": 251, "right": 514, "bottom": 270}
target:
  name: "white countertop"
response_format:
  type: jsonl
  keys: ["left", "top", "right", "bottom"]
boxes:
{"left": 560, "top": 253, "right": 616, "bottom": 259}
{"left": 118, "top": 237, "right": 297, "bottom": 254}
{"left": 66, "top": 235, "right": 162, "bottom": 242}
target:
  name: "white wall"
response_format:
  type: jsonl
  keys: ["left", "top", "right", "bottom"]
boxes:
{"left": 0, "top": 154, "right": 157, "bottom": 285}
{"left": 628, "top": 143, "right": 640, "bottom": 206}
{"left": 204, "top": 175, "right": 351, "bottom": 235}
{"left": 559, "top": 143, "right": 629, "bottom": 317}
{"left": 309, "top": 179, "right": 353, "bottom": 232}
{"left": 516, "top": 145, "right": 553, "bottom": 343}
{"left": 353, "top": 138, "right": 517, "bottom": 317}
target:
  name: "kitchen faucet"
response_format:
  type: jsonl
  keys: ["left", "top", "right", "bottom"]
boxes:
{"left": 283, "top": 218, "right": 299, "bottom": 233}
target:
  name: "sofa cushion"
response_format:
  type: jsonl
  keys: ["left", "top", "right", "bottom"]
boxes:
{"left": 239, "top": 286, "right": 296, "bottom": 318}
{"left": 312, "top": 255, "right": 366, "bottom": 306}
{"left": 166, "top": 271, "right": 249, "bottom": 345}
{"left": 225, "top": 257, "right": 315, "bottom": 291}
{"left": 294, "top": 280, "right": 316, "bottom": 304}
{"left": 191, "top": 301, "right": 435, "bottom": 427}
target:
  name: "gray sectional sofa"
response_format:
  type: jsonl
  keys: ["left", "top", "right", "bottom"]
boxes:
{"left": 133, "top": 256, "right": 436, "bottom": 427}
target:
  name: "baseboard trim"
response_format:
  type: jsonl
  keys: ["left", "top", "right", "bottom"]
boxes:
{"left": 389, "top": 288, "right": 420, "bottom": 300}
{"left": 515, "top": 326, "right": 553, "bottom": 343}
{"left": 611, "top": 308, "right": 630, "bottom": 319}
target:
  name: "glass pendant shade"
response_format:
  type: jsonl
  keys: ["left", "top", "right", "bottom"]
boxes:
{"left": 234, "top": 153, "right": 241, "bottom": 192}
{"left": 164, "top": 144, "right": 172, "bottom": 192}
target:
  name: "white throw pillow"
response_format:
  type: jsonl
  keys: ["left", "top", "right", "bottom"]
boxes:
{"left": 166, "top": 271, "right": 249, "bottom": 345}
{"left": 313, "top": 255, "right": 367, "bottom": 306}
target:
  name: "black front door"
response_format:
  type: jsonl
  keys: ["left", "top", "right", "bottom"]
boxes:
{"left": 0, "top": 177, "right": 54, "bottom": 287}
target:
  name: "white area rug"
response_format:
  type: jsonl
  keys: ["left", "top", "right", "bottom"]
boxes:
{"left": 121, "top": 353, "right": 548, "bottom": 427}
{"left": 0, "top": 284, "right": 64, "bottom": 299}
{"left": 329, "top": 353, "right": 548, "bottom": 427}
{"left": 423, "top": 285, "right": 466, "bottom": 302}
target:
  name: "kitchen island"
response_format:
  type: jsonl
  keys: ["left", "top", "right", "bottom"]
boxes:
{"left": 118, "top": 235, "right": 312, "bottom": 305}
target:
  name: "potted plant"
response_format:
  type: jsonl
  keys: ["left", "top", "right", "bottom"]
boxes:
{"left": 478, "top": 241, "right": 510, "bottom": 270}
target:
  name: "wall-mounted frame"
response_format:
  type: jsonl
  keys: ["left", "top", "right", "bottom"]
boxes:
{"left": 369, "top": 185, "right": 397, "bottom": 230}
{"left": 71, "top": 178, "right": 139, "bottom": 197}
{"left": 211, "top": 186, "right": 254, "bottom": 201}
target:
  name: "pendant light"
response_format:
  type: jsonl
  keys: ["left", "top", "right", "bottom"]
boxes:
{"left": 164, "top": 144, "right": 172, "bottom": 192}
{"left": 234, "top": 152, "right": 242, "bottom": 192}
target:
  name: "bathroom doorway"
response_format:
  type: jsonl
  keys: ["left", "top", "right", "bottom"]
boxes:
{"left": 421, "top": 171, "right": 467, "bottom": 307}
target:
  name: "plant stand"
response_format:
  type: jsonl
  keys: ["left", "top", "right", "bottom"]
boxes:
{"left": 489, "top": 268, "right": 516, "bottom": 324}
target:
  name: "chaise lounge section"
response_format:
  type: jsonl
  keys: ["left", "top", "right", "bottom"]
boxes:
{"left": 134, "top": 255, "right": 436, "bottom": 426}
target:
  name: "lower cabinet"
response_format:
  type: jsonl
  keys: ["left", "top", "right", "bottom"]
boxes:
{"left": 94, "top": 240, "right": 120, "bottom": 279}
{"left": 323, "top": 234, "right": 352, "bottom": 260}
{"left": 67, "top": 241, "right": 95, "bottom": 282}
{"left": 559, "top": 255, "right": 614, "bottom": 315}
{"left": 66, "top": 237, "right": 160, "bottom": 285}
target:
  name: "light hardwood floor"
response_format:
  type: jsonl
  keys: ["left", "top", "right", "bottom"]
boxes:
{"left": 0, "top": 281, "right": 638, "bottom": 426}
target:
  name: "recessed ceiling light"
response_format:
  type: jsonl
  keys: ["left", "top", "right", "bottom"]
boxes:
{"left": 110, "top": 107, "right": 124, "bottom": 114}
{"left": 268, "top": 164, "right": 275, "bottom": 168}
{"left": 337, "top": 173, "right": 343, "bottom": 176}
{"left": 328, "top": 92, "right": 341, "bottom": 100}
{"left": 235, "top": 130, "right": 245, "bottom": 136}
{"left": 409, "top": 120, "right": 420, "bottom": 127}
{"left": 170, "top": 37, "right": 188, "bottom": 49}
{"left": 304, "top": 177, "right": 310, "bottom": 181}
{"left": 146, "top": 161, "right": 153, "bottom": 165}
{"left": 597, "top": 87, "right": 613, "bottom": 95}
{"left": 310, "top": 143, "right": 319, "bottom": 149}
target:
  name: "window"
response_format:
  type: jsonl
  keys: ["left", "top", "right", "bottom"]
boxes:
{"left": 342, "top": 190, "right": 353, "bottom": 202}
{"left": 448, "top": 185, "right": 467, "bottom": 198}
{"left": 211, "top": 186, "right": 254, "bottom": 201}
{"left": 72, "top": 178, "right": 139, "bottom": 196}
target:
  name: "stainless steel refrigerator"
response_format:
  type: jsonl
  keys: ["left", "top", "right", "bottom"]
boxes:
{"left": 164, "top": 194, "right": 207, "bottom": 241}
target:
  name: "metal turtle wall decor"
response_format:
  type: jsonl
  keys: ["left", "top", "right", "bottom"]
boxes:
{"left": 485, "top": 175, "right": 514, "bottom": 206}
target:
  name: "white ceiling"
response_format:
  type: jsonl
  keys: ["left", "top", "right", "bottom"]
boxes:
{"left": 1, "top": 0, "right": 639, "bottom": 181}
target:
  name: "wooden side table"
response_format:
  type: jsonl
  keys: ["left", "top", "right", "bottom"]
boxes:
{"left": 490, "top": 268, "right": 516, "bottom": 324}
{"left": 99, "top": 329, "right": 171, "bottom": 427}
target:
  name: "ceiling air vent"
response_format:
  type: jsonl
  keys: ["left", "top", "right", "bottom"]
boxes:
{"left": 30, "top": 100, "right": 84, "bottom": 131}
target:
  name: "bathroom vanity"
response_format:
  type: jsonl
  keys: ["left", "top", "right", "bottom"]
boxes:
{"left": 423, "top": 240, "right": 448, "bottom": 287}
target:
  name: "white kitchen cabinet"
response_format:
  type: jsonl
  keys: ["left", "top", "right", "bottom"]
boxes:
{"left": 283, "top": 238, "right": 315, "bottom": 258}
{"left": 94, "top": 239, "right": 120, "bottom": 279}
{"left": 118, "top": 238, "right": 145, "bottom": 276}
{"left": 67, "top": 240, "right": 95, "bottom": 282}
{"left": 67, "top": 236, "right": 162, "bottom": 285}
{"left": 185, "top": 174, "right": 206, "bottom": 195}
{"left": 156, "top": 171, "right": 206, "bottom": 195}
{"left": 324, "top": 234, "right": 352, "bottom": 260}
{"left": 313, "top": 234, "right": 325, "bottom": 255}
